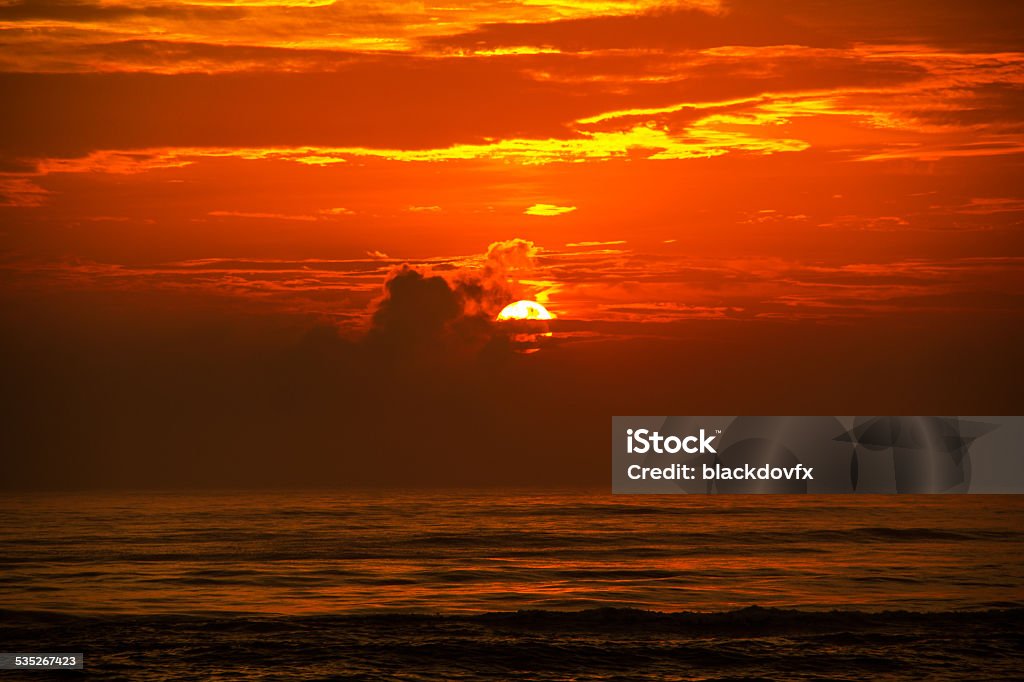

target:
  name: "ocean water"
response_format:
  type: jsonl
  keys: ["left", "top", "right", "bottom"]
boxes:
{"left": 1, "top": 492, "right": 1022, "bottom": 679}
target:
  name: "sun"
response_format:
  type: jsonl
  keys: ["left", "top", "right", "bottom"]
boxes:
{"left": 495, "top": 300, "right": 554, "bottom": 353}
{"left": 496, "top": 300, "right": 553, "bottom": 321}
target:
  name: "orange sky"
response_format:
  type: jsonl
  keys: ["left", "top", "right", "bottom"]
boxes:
{"left": 1, "top": 2, "right": 1023, "bottom": 487}
{"left": 2, "top": 1, "right": 1023, "bottom": 334}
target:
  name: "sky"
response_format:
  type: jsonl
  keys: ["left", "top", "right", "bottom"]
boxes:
{"left": 1, "top": 1, "right": 1023, "bottom": 488}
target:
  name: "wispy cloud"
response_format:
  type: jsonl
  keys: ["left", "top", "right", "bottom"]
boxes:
{"left": 5, "top": 247, "right": 1021, "bottom": 333}
{"left": 208, "top": 210, "right": 317, "bottom": 222}
{"left": 525, "top": 203, "right": 577, "bottom": 216}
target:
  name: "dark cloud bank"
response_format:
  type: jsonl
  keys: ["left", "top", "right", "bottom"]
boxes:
{"left": 1, "top": 245, "right": 1022, "bottom": 490}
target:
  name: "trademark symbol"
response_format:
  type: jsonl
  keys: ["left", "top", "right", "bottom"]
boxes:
{"left": 716, "top": 429, "right": 722, "bottom": 434}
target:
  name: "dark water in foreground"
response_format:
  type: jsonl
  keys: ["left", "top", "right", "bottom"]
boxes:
{"left": 1, "top": 492, "right": 1022, "bottom": 679}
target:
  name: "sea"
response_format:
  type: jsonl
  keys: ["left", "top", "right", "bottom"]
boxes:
{"left": 0, "top": 492, "right": 1021, "bottom": 680}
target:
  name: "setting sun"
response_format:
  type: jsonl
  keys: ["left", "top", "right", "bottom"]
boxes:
{"left": 496, "top": 300, "right": 554, "bottom": 321}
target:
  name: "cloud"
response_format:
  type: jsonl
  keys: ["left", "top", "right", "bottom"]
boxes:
{"left": 0, "top": 65, "right": 578, "bottom": 162}
{"left": 0, "top": 242, "right": 540, "bottom": 325}
{"left": 361, "top": 238, "right": 547, "bottom": 360}
{"left": 207, "top": 210, "right": 317, "bottom": 222}
{"left": 471, "top": 245, "right": 560, "bottom": 353}
{"left": 428, "top": 6, "right": 834, "bottom": 54}
{"left": 484, "top": 238, "right": 539, "bottom": 271}
{"left": 429, "top": 1, "right": 1024, "bottom": 54}
{"left": 7, "top": 241, "right": 1022, "bottom": 331}
{"left": 0, "top": 0, "right": 724, "bottom": 73}
{"left": 3, "top": 277, "right": 1020, "bottom": 490}
{"left": 2, "top": 240, "right": 1022, "bottom": 493}
{"left": 956, "top": 198, "right": 1024, "bottom": 215}
{"left": 1, "top": 39, "right": 366, "bottom": 74}
{"left": 367, "top": 266, "right": 464, "bottom": 347}
{"left": 525, "top": 203, "right": 577, "bottom": 216}
{"left": 0, "top": 178, "right": 49, "bottom": 207}
{"left": 466, "top": 238, "right": 542, "bottom": 314}
{"left": 0, "top": 45, "right": 934, "bottom": 166}
{"left": 0, "top": 0, "right": 1019, "bottom": 166}
{"left": 0, "top": 0, "right": 247, "bottom": 22}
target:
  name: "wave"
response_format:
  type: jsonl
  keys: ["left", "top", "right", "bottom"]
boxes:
{"left": 3, "top": 606, "right": 1020, "bottom": 681}
{"left": 2, "top": 526, "right": 1013, "bottom": 564}
{"left": 3, "top": 604, "right": 1022, "bottom": 628}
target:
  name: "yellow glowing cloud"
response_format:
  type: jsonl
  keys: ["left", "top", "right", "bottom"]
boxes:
{"left": 467, "top": 47, "right": 563, "bottom": 56}
{"left": 33, "top": 62, "right": 1024, "bottom": 186}
{"left": 577, "top": 97, "right": 762, "bottom": 125}
{"left": 182, "top": 1, "right": 337, "bottom": 5}
{"left": 329, "top": 122, "right": 808, "bottom": 164}
{"left": 24, "top": 118, "right": 810, "bottom": 180}
{"left": 525, "top": 203, "right": 577, "bottom": 216}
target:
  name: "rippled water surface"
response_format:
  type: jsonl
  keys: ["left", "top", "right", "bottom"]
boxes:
{"left": 1, "top": 492, "right": 1021, "bottom": 679}
{"left": 1, "top": 492, "right": 1022, "bottom": 615}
